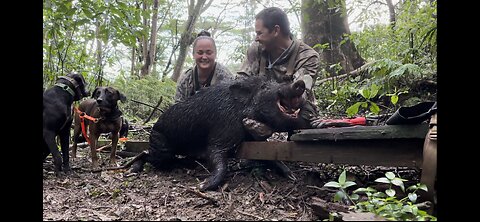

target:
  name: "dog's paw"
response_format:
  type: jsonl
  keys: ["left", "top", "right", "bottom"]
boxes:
{"left": 62, "top": 165, "right": 72, "bottom": 174}
{"left": 55, "top": 170, "right": 66, "bottom": 179}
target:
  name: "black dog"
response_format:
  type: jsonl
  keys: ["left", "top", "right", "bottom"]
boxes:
{"left": 43, "top": 73, "right": 90, "bottom": 176}
{"left": 72, "top": 86, "right": 127, "bottom": 169}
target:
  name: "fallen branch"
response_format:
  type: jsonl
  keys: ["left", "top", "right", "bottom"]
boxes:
{"left": 177, "top": 184, "right": 218, "bottom": 204}
{"left": 195, "top": 160, "right": 211, "bottom": 174}
{"left": 316, "top": 61, "right": 374, "bottom": 85}
{"left": 236, "top": 210, "right": 265, "bottom": 220}
{"left": 78, "top": 151, "right": 148, "bottom": 173}
{"left": 143, "top": 96, "right": 163, "bottom": 124}
{"left": 96, "top": 143, "right": 112, "bottom": 152}
{"left": 129, "top": 99, "right": 164, "bottom": 112}
{"left": 415, "top": 201, "right": 432, "bottom": 210}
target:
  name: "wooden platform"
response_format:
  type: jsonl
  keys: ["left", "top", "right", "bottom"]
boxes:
{"left": 115, "top": 124, "right": 428, "bottom": 168}
{"left": 237, "top": 124, "right": 428, "bottom": 167}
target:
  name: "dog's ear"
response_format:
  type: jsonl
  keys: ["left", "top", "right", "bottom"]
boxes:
{"left": 91, "top": 87, "right": 100, "bottom": 99}
{"left": 118, "top": 91, "right": 127, "bottom": 103}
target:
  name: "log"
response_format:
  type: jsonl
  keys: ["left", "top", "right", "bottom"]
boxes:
{"left": 290, "top": 124, "right": 429, "bottom": 141}
{"left": 237, "top": 140, "right": 423, "bottom": 168}
{"left": 310, "top": 197, "right": 349, "bottom": 220}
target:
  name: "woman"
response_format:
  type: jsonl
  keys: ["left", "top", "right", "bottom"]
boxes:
{"left": 174, "top": 30, "right": 235, "bottom": 103}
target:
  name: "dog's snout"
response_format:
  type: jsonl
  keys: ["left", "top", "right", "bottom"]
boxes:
{"left": 96, "top": 98, "right": 103, "bottom": 104}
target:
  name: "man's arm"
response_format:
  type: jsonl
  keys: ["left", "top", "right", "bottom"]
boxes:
{"left": 292, "top": 52, "right": 320, "bottom": 92}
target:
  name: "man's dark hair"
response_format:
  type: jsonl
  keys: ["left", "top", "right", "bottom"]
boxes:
{"left": 255, "top": 7, "right": 291, "bottom": 37}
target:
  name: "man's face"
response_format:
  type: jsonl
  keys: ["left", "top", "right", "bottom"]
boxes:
{"left": 255, "top": 19, "right": 278, "bottom": 51}
{"left": 193, "top": 38, "right": 216, "bottom": 70}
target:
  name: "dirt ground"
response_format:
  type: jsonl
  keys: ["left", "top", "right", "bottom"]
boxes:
{"left": 43, "top": 131, "right": 421, "bottom": 221}
{"left": 43, "top": 153, "right": 420, "bottom": 220}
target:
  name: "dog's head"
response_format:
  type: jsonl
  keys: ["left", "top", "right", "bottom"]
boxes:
{"left": 91, "top": 86, "right": 127, "bottom": 112}
{"left": 59, "top": 73, "right": 90, "bottom": 100}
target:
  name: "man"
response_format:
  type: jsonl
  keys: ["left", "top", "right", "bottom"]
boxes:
{"left": 238, "top": 7, "right": 321, "bottom": 137}
{"left": 236, "top": 7, "right": 323, "bottom": 181}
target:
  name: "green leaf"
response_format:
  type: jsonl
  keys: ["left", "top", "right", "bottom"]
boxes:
{"left": 402, "top": 205, "right": 413, "bottom": 213}
{"left": 391, "top": 178, "right": 405, "bottom": 192}
{"left": 323, "top": 181, "right": 341, "bottom": 188}
{"left": 361, "top": 102, "right": 368, "bottom": 108}
{"left": 370, "top": 84, "right": 380, "bottom": 98}
{"left": 346, "top": 102, "right": 362, "bottom": 117}
{"left": 391, "top": 95, "right": 399, "bottom": 105}
{"left": 407, "top": 185, "right": 417, "bottom": 191}
{"left": 385, "top": 172, "right": 395, "bottom": 180}
{"left": 350, "top": 193, "right": 359, "bottom": 200}
{"left": 385, "top": 189, "right": 396, "bottom": 197}
{"left": 408, "top": 193, "right": 418, "bottom": 203}
{"left": 344, "top": 181, "right": 357, "bottom": 189}
{"left": 339, "top": 170, "right": 347, "bottom": 184}
{"left": 76, "top": 18, "right": 90, "bottom": 26}
{"left": 334, "top": 191, "right": 345, "bottom": 202}
{"left": 373, "top": 192, "right": 387, "bottom": 198}
{"left": 375, "top": 177, "right": 391, "bottom": 184}
{"left": 359, "top": 88, "right": 371, "bottom": 99}
{"left": 354, "top": 187, "right": 377, "bottom": 194}
{"left": 369, "top": 102, "right": 380, "bottom": 114}
{"left": 417, "top": 184, "right": 428, "bottom": 192}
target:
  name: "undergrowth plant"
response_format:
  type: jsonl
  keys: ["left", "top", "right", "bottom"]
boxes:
{"left": 323, "top": 170, "right": 437, "bottom": 221}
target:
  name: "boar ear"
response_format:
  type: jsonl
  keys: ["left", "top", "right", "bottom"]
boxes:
{"left": 229, "top": 83, "right": 252, "bottom": 97}
{"left": 229, "top": 82, "right": 253, "bottom": 104}
{"left": 292, "top": 80, "right": 306, "bottom": 97}
{"left": 91, "top": 87, "right": 100, "bottom": 98}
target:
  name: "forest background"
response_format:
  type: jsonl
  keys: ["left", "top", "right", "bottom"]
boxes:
{"left": 43, "top": 0, "right": 437, "bottom": 123}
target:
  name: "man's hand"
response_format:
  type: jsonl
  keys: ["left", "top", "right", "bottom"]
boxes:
{"left": 242, "top": 118, "right": 274, "bottom": 141}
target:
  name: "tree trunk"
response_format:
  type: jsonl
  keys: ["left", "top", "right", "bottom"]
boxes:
{"left": 131, "top": 46, "right": 136, "bottom": 77}
{"left": 140, "top": 0, "right": 159, "bottom": 76}
{"left": 170, "top": 0, "right": 208, "bottom": 82}
{"left": 386, "top": 0, "right": 396, "bottom": 28}
{"left": 301, "top": 0, "right": 365, "bottom": 76}
{"left": 140, "top": 0, "right": 149, "bottom": 66}
{"left": 95, "top": 19, "right": 103, "bottom": 87}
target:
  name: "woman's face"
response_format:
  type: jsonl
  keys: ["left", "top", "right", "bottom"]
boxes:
{"left": 193, "top": 39, "right": 216, "bottom": 70}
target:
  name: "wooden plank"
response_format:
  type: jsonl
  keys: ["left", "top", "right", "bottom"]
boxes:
{"left": 124, "top": 140, "right": 149, "bottom": 153}
{"left": 236, "top": 140, "right": 423, "bottom": 167}
{"left": 114, "top": 139, "right": 424, "bottom": 168}
{"left": 290, "top": 124, "right": 429, "bottom": 141}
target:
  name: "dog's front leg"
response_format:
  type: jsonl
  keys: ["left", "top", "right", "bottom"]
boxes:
{"left": 89, "top": 132, "right": 101, "bottom": 169}
{"left": 58, "top": 125, "right": 72, "bottom": 173}
{"left": 110, "top": 131, "right": 119, "bottom": 167}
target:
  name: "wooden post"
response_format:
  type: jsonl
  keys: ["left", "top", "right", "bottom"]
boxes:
{"left": 420, "top": 114, "right": 437, "bottom": 209}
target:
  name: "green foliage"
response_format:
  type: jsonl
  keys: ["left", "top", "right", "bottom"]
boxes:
{"left": 324, "top": 171, "right": 437, "bottom": 221}
{"left": 323, "top": 169, "right": 357, "bottom": 204}
{"left": 354, "top": 172, "right": 436, "bottom": 221}
{"left": 315, "top": 0, "right": 436, "bottom": 116}
{"left": 111, "top": 74, "right": 177, "bottom": 124}
{"left": 345, "top": 83, "right": 380, "bottom": 117}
